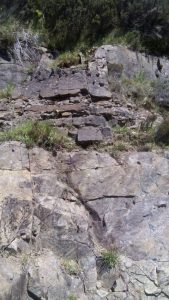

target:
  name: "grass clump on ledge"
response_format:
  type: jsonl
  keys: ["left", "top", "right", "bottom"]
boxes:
{"left": 101, "top": 250, "right": 119, "bottom": 269}
{"left": 0, "top": 83, "right": 15, "bottom": 99}
{"left": 61, "top": 258, "right": 81, "bottom": 276}
{"left": 122, "top": 71, "right": 153, "bottom": 106}
{"left": 97, "top": 250, "right": 119, "bottom": 275}
{"left": 69, "top": 296, "right": 77, "bottom": 300}
{"left": 52, "top": 51, "right": 80, "bottom": 68}
{"left": 0, "top": 121, "right": 74, "bottom": 150}
{"left": 155, "top": 118, "right": 169, "bottom": 145}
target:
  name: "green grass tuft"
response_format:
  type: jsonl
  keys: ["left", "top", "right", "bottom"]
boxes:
{"left": 69, "top": 296, "right": 77, "bottom": 300}
{"left": 0, "top": 83, "right": 15, "bottom": 99}
{"left": 62, "top": 259, "right": 81, "bottom": 276}
{"left": 52, "top": 51, "right": 80, "bottom": 68}
{"left": 155, "top": 118, "right": 169, "bottom": 145}
{"left": 101, "top": 250, "right": 119, "bottom": 269}
{"left": 122, "top": 71, "right": 154, "bottom": 106}
{"left": 0, "top": 121, "right": 74, "bottom": 150}
{"left": 97, "top": 250, "right": 119, "bottom": 275}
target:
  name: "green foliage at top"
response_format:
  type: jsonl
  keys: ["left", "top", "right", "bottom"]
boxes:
{"left": 26, "top": 0, "right": 117, "bottom": 50}
{"left": 1, "top": 0, "right": 169, "bottom": 55}
{"left": 0, "top": 121, "right": 74, "bottom": 150}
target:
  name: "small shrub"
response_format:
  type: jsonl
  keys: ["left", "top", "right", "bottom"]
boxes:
{"left": 0, "top": 17, "right": 19, "bottom": 50}
{"left": 122, "top": 72, "right": 153, "bottom": 105}
{"left": 62, "top": 259, "right": 80, "bottom": 276}
{"left": 101, "top": 250, "right": 119, "bottom": 268}
{"left": 101, "top": 29, "right": 143, "bottom": 51}
{"left": 52, "top": 51, "right": 80, "bottom": 68}
{"left": 0, "top": 83, "right": 15, "bottom": 99}
{"left": 0, "top": 121, "right": 74, "bottom": 150}
{"left": 112, "top": 125, "right": 131, "bottom": 135}
{"left": 69, "top": 296, "right": 77, "bottom": 300}
{"left": 137, "top": 142, "right": 156, "bottom": 152}
{"left": 152, "top": 78, "right": 169, "bottom": 107}
{"left": 155, "top": 118, "right": 169, "bottom": 145}
{"left": 96, "top": 250, "right": 119, "bottom": 275}
{"left": 124, "top": 31, "right": 142, "bottom": 50}
{"left": 101, "top": 28, "right": 127, "bottom": 46}
{"left": 112, "top": 142, "right": 129, "bottom": 152}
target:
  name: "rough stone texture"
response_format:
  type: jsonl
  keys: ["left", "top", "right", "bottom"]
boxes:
{"left": 0, "top": 257, "right": 27, "bottom": 300}
{"left": 1, "top": 45, "right": 169, "bottom": 299}
{"left": 0, "top": 143, "right": 169, "bottom": 299}
{"left": 1, "top": 44, "right": 168, "bottom": 137}
{"left": 77, "top": 126, "right": 104, "bottom": 144}
{"left": 96, "top": 45, "right": 169, "bottom": 79}
{"left": 0, "top": 58, "right": 28, "bottom": 89}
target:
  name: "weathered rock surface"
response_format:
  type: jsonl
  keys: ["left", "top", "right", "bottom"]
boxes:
{"left": 0, "top": 44, "right": 169, "bottom": 143}
{"left": 1, "top": 44, "right": 169, "bottom": 299}
{"left": 0, "top": 143, "right": 169, "bottom": 299}
{"left": 0, "top": 58, "right": 28, "bottom": 89}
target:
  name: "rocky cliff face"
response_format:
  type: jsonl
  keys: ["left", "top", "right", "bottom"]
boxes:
{"left": 1, "top": 45, "right": 169, "bottom": 300}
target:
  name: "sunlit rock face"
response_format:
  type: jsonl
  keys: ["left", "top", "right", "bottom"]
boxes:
{"left": 1, "top": 44, "right": 169, "bottom": 299}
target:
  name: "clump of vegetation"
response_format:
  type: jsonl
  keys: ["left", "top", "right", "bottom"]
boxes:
{"left": 62, "top": 259, "right": 81, "bottom": 276}
{"left": 110, "top": 141, "right": 131, "bottom": 159}
{"left": 0, "top": 83, "right": 15, "bottom": 99}
{"left": 152, "top": 78, "right": 169, "bottom": 107}
{"left": 97, "top": 250, "right": 119, "bottom": 275}
{"left": 52, "top": 51, "right": 80, "bottom": 68}
{"left": 109, "top": 119, "right": 160, "bottom": 157}
{"left": 0, "top": 121, "right": 74, "bottom": 150}
{"left": 101, "top": 250, "right": 119, "bottom": 268}
{"left": 155, "top": 118, "right": 169, "bottom": 145}
{"left": 122, "top": 72, "right": 153, "bottom": 106}
{"left": 102, "top": 29, "right": 143, "bottom": 51}
{"left": 112, "top": 125, "right": 131, "bottom": 135}
{"left": 69, "top": 296, "right": 77, "bottom": 300}
{"left": 0, "top": 17, "right": 20, "bottom": 51}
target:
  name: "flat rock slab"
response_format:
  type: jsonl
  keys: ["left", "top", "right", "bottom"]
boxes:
{"left": 39, "top": 71, "right": 88, "bottom": 99}
{"left": 77, "top": 126, "right": 103, "bottom": 144}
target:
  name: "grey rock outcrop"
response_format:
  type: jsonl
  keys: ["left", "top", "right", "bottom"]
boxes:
{"left": 1, "top": 44, "right": 169, "bottom": 299}
{"left": 0, "top": 58, "right": 28, "bottom": 89}
{"left": 0, "top": 143, "right": 169, "bottom": 299}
